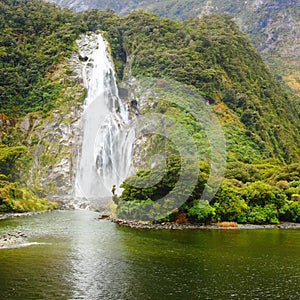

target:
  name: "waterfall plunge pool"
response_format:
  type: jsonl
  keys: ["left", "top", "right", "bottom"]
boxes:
{"left": 0, "top": 210, "right": 300, "bottom": 299}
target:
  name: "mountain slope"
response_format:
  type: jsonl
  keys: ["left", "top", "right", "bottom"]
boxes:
{"left": 1, "top": 2, "right": 299, "bottom": 163}
{"left": 50, "top": 0, "right": 300, "bottom": 98}
{"left": 0, "top": 0, "right": 87, "bottom": 211}
{"left": 151, "top": 0, "right": 300, "bottom": 97}
{"left": 116, "top": 11, "right": 300, "bottom": 162}
{"left": 0, "top": 0, "right": 86, "bottom": 116}
{"left": 1, "top": 0, "right": 300, "bottom": 213}
{"left": 74, "top": 8, "right": 300, "bottom": 163}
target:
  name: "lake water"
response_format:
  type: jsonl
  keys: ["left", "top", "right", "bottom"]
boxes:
{"left": 0, "top": 210, "right": 299, "bottom": 299}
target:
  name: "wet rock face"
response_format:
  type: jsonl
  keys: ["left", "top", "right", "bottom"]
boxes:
{"left": 22, "top": 34, "right": 101, "bottom": 203}
{"left": 25, "top": 106, "right": 82, "bottom": 202}
{"left": 69, "top": 33, "right": 101, "bottom": 88}
{"left": 20, "top": 116, "right": 30, "bottom": 133}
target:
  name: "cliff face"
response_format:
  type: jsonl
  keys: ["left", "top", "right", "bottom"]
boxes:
{"left": 8, "top": 10, "right": 300, "bottom": 198}
{"left": 48, "top": 0, "right": 148, "bottom": 13}
{"left": 18, "top": 34, "right": 104, "bottom": 203}
{"left": 1, "top": 0, "right": 299, "bottom": 206}
{"left": 50, "top": 0, "right": 300, "bottom": 96}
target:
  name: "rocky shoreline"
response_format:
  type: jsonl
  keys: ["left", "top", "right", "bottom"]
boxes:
{"left": 0, "top": 211, "right": 47, "bottom": 221}
{"left": 0, "top": 231, "right": 28, "bottom": 248}
{"left": 0, "top": 211, "right": 49, "bottom": 248}
{"left": 109, "top": 218, "right": 300, "bottom": 230}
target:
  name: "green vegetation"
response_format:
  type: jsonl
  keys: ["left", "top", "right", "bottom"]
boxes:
{"left": 0, "top": 0, "right": 86, "bottom": 116}
{"left": 2, "top": 4, "right": 298, "bottom": 161}
{"left": 103, "top": 11, "right": 300, "bottom": 224}
{"left": 0, "top": 1, "right": 299, "bottom": 221}
{"left": 121, "top": 12, "right": 300, "bottom": 162}
{"left": 0, "top": 0, "right": 89, "bottom": 211}
{"left": 0, "top": 144, "right": 26, "bottom": 179}
{"left": 52, "top": 0, "right": 300, "bottom": 99}
{"left": 0, "top": 144, "right": 57, "bottom": 212}
{"left": 116, "top": 158, "right": 300, "bottom": 224}
{"left": 0, "top": 181, "right": 58, "bottom": 212}
{"left": 83, "top": 10, "right": 299, "bottom": 162}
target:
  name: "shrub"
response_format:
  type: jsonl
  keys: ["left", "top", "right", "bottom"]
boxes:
{"left": 0, "top": 144, "right": 27, "bottom": 179}
{"left": 247, "top": 205, "right": 279, "bottom": 224}
{"left": 0, "top": 182, "right": 57, "bottom": 212}
{"left": 241, "top": 181, "right": 287, "bottom": 209}
{"left": 116, "top": 199, "right": 168, "bottom": 221}
{"left": 291, "top": 194, "right": 300, "bottom": 202}
{"left": 187, "top": 200, "right": 215, "bottom": 224}
{"left": 212, "top": 182, "right": 248, "bottom": 222}
{"left": 225, "top": 162, "right": 261, "bottom": 183}
{"left": 285, "top": 185, "right": 300, "bottom": 199}
{"left": 279, "top": 201, "right": 300, "bottom": 222}
{"left": 271, "top": 164, "right": 300, "bottom": 182}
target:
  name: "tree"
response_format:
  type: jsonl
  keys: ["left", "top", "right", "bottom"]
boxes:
{"left": 187, "top": 200, "right": 215, "bottom": 224}
{"left": 241, "top": 181, "right": 287, "bottom": 209}
{"left": 212, "top": 182, "right": 248, "bottom": 222}
{"left": 0, "top": 144, "right": 26, "bottom": 180}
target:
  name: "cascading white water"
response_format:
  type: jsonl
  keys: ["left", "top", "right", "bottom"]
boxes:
{"left": 74, "top": 34, "right": 134, "bottom": 207}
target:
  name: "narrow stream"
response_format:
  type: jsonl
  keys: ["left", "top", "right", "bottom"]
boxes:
{"left": 0, "top": 210, "right": 300, "bottom": 299}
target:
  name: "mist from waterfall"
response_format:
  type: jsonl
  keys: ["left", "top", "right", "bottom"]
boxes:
{"left": 74, "top": 34, "right": 134, "bottom": 208}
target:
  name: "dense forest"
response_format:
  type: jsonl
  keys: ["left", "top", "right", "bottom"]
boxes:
{"left": 0, "top": 0, "right": 299, "bottom": 224}
{"left": 0, "top": 0, "right": 83, "bottom": 211}
{"left": 51, "top": 0, "right": 300, "bottom": 99}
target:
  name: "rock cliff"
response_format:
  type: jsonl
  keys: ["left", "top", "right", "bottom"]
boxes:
{"left": 19, "top": 34, "right": 104, "bottom": 204}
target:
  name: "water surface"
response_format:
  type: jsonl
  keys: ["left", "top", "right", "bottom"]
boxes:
{"left": 0, "top": 210, "right": 299, "bottom": 299}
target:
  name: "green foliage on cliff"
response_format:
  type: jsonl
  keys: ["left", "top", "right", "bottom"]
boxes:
{"left": 0, "top": 182, "right": 58, "bottom": 212}
{"left": 0, "top": 0, "right": 87, "bottom": 210}
{"left": 118, "top": 12, "right": 299, "bottom": 163}
{"left": 52, "top": 0, "right": 300, "bottom": 100}
{"left": 1, "top": 3, "right": 299, "bottom": 162}
{"left": 1, "top": 2, "right": 299, "bottom": 218}
{"left": 82, "top": 10, "right": 300, "bottom": 163}
{"left": 0, "top": 0, "right": 86, "bottom": 116}
{"left": 0, "top": 144, "right": 57, "bottom": 212}
{"left": 0, "top": 144, "right": 26, "bottom": 179}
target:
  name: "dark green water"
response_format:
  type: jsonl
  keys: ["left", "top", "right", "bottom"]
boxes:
{"left": 0, "top": 210, "right": 299, "bottom": 299}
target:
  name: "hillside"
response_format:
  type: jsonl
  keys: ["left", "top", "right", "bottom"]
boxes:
{"left": 88, "top": 9, "right": 299, "bottom": 223}
{"left": 50, "top": 0, "right": 300, "bottom": 98}
{"left": 0, "top": 0, "right": 86, "bottom": 211}
{"left": 0, "top": 0, "right": 86, "bottom": 117}
{"left": 151, "top": 0, "right": 300, "bottom": 98}
{"left": 2, "top": 2, "right": 298, "bottom": 162}
{"left": 0, "top": 1, "right": 299, "bottom": 221}
{"left": 98, "top": 10, "right": 299, "bottom": 162}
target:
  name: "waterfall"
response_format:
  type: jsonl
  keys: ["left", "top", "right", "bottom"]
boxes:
{"left": 74, "top": 34, "right": 134, "bottom": 208}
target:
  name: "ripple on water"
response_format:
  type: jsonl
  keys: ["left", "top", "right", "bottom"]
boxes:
{"left": 0, "top": 242, "right": 52, "bottom": 249}
{"left": 0, "top": 210, "right": 300, "bottom": 300}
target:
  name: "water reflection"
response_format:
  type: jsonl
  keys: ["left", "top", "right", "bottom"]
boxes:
{"left": 0, "top": 211, "right": 300, "bottom": 299}
{"left": 115, "top": 226, "right": 300, "bottom": 299}
{"left": 68, "top": 210, "right": 129, "bottom": 299}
